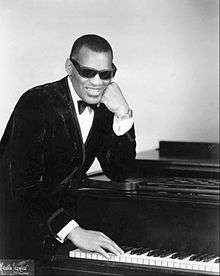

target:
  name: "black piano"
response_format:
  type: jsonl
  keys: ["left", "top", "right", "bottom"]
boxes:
{"left": 39, "top": 141, "right": 219, "bottom": 275}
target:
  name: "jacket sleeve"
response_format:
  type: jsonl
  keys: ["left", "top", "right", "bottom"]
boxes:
{"left": 96, "top": 109, "right": 136, "bottom": 181}
{"left": 1, "top": 92, "right": 72, "bottom": 239}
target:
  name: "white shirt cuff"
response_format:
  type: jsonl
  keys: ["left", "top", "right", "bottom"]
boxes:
{"left": 113, "top": 115, "right": 134, "bottom": 136}
{"left": 56, "top": 220, "right": 79, "bottom": 243}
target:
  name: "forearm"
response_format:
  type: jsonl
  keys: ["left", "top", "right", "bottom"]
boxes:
{"left": 12, "top": 174, "right": 73, "bottom": 237}
{"left": 97, "top": 125, "right": 136, "bottom": 181}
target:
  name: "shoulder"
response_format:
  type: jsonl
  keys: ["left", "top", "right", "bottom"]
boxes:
{"left": 11, "top": 77, "right": 68, "bottom": 124}
{"left": 18, "top": 77, "right": 67, "bottom": 107}
{"left": 14, "top": 77, "right": 68, "bottom": 115}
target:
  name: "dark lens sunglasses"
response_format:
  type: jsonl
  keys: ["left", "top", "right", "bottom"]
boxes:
{"left": 70, "top": 58, "right": 117, "bottom": 80}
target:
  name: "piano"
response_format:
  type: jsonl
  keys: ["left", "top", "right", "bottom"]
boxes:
{"left": 39, "top": 141, "right": 219, "bottom": 275}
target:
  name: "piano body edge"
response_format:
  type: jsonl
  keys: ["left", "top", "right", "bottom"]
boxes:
{"left": 41, "top": 141, "right": 220, "bottom": 275}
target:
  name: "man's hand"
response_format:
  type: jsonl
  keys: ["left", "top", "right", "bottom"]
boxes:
{"left": 67, "top": 226, "right": 124, "bottom": 259}
{"left": 100, "top": 82, "right": 129, "bottom": 117}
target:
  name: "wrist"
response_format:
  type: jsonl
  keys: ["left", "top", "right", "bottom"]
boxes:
{"left": 66, "top": 225, "right": 80, "bottom": 240}
{"left": 115, "top": 108, "right": 133, "bottom": 119}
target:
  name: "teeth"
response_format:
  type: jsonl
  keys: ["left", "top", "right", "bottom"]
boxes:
{"left": 86, "top": 88, "right": 100, "bottom": 90}
{"left": 85, "top": 87, "right": 101, "bottom": 95}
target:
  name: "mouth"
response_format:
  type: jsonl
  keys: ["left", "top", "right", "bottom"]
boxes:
{"left": 85, "top": 87, "right": 103, "bottom": 97}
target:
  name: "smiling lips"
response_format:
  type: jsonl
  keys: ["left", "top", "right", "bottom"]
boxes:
{"left": 85, "top": 87, "right": 104, "bottom": 96}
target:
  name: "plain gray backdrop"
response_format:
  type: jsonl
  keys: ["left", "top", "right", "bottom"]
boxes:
{"left": 0, "top": 0, "right": 218, "bottom": 171}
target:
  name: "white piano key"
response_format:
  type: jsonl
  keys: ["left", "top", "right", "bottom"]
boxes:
{"left": 87, "top": 252, "right": 93, "bottom": 259}
{"left": 185, "top": 262, "right": 193, "bottom": 270}
{"left": 198, "top": 263, "right": 206, "bottom": 271}
{"left": 124, "top": 255, "right": 131, "bottom": 263}
{"left": 91, "top": 253, "right": 97, "bottom": 260}
{"left": 207, "top": 257, "right": 219, "bottom": 265}
{"left": 173, "top": 261, "right": 180, "bottom": 268}
{"left": 118, "top": 255, "right": 125, "bottom": 262}
{"left": 208, "top": 259, "right": 220, "bottom": 273}
{"left": 149, "top": 258, "right": 156, "bottom": 266}
{"left": 161, "top": 253, "right": 177, "bottom": 267}
{"left": 98, "top": 254, "right": 106, "bottom": 260}
{"left": 69, "top": 248, "right": 219, "bottom": 274}
{"left": 143, "top": 257, "right": 149, "bottom": 265}
{"left": 167, "top": 260, "right": 174, "bottom": 267}
{"left": 192, "top": 262, "right": 199, "bottom": 270}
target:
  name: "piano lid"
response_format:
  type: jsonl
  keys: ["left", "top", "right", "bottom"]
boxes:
{"left": 136, "top": 141, "right": 219, "bottom": 167}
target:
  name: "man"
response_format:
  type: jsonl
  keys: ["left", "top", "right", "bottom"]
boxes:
{"left": 0, "top": 34, "right": 136, "bottom": 260}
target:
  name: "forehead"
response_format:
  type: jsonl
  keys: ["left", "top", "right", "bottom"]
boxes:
{"left": 76, "top": 46, "right": 113, "bottom": 69}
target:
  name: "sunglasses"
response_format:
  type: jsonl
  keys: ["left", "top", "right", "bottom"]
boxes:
{"left": 70, "top": 58, "right": 117, "bottom": 80}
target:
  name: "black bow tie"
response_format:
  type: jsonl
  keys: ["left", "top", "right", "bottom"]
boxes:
{"left": 77, "top": 100, "right": 97, "bottom": 114}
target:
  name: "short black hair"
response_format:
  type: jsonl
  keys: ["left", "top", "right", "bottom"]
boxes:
{"left": 70, "top": 34, "right": 113, "bottom": 59}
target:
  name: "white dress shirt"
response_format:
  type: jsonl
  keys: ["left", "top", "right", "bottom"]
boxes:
{"left": 56, "top": 77, "right": 134, "bottom": 242}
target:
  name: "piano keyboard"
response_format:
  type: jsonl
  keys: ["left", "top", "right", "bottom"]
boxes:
{"left": 69, "top": 247, "right": 220, "bottom": 275}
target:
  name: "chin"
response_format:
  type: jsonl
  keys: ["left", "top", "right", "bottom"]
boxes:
{"left": 86, "top": 96, "right": 101, "bottom": 104}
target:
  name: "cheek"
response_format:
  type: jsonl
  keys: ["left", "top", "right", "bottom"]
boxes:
{"left": 75, "top": 78, "right": 87, "bottom": 92}
{"left": 79, "top": 77, "right": 89, "bottom": 87}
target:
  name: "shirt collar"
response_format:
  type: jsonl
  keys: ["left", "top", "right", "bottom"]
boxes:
{"left": 67, "top": 76, "right": 83, "bottom": 116}
{"left": 67, "top": 76, "right": 81, "bottom": 104}
{"left": 67, "top": 76, "right": 94, "bottom": 116}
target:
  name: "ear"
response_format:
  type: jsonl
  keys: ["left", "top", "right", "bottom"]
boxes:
{"left": 65, "top": 58, "right": 72, "bottom": 75}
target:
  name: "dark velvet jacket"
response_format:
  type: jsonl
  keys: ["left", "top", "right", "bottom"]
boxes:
{"left": 0, "top": 77, "right": 136, "bottom": 257}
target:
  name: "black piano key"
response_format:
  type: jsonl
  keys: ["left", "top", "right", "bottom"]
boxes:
{"left": 159, "top": 250, "right": 175, "bottom": 258}
{"left": 202, "top": 254, "right": 217, "bottom": 262}
{"left": 133, "top": 248, "right": 150, "bottom": 255}
{"left": 152, "top": 249, "right": 167, "bottom": 257}
{"left": 214, "top": 258, "right": 220, "bottom": 263}
{"left": 120, "top": 246, "right": 134, "bottom": 253}
{"left": 135, "top": 248, "right": 152, "bottom": 255}
{"left": 171, "top": 252, "right": 179, "bottom": 259}
{"left": 147, "top": 249, "right": 161, "bottom": 256}
{"left": 129, "top": 247, "right": 144, "bottom": 255}
{"left": 146, "top": 249, "right": 157, "bottom": 256}
{"left": 150, "top": 251, "right": 160, "bottom": 257}
{"left": 189, "top": 253, "right": 204, "bottom": 261}
{"left": 178, "top": 253, "right": 192, "bottom": 260}
{"left": 172, "top": 252, "right": 191, "bottom": 260}
{"left": 131, "top": 249, "right": 143, "bottom": 255}
{"left": 193, "top": 253, "right": 210, "bottom": 262}
{"left": 129, "top": 248, "right": 140, "bottom": 254}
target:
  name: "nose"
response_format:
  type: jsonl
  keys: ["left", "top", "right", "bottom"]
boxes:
{"left": 90, "top": 73, "right": 103, "bottom": 85}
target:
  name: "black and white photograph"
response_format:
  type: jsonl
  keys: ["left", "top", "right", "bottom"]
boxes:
{"left": 0, "top": 0, "right": 219, "bottom": 275}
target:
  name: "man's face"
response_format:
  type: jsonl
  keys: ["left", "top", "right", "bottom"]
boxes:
{"left": 68, "top": 46, "right": 113, "bottom": 104}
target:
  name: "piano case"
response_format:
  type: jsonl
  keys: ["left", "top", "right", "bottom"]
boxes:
{"left": 39, "top": 141, "right": 219, "bottom": 276}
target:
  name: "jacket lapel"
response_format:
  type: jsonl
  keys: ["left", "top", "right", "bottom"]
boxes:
{"left": 52, "top": 77, "right": 85, "bottom": 176}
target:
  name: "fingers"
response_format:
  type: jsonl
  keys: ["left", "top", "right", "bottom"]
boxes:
{"left": 101, "top": 242, "right": 122, "bottom": 256}
{"left": 96, "top": 247, "right": 111, "bottom": 259}
{"left": 112, "top": 241, "right": 124, "bottom": 254}
{"left": 101, "top": 235, "right": 124, "bottom": 254}
{"left": 101, "top": 82, "right": 122, "bottom": 100}
{"left": 90, "top": 231, "right": 124, "bottom": 258}
{"left": 68, "top": 227, "right": 124, "bottom": 259}
{"left": 100, "top": 82, "right": 129, "bottom": 116}
{"left": 95, "top": 240, "right": 124, "bottom": 259}
{"left": 98, "top": 233, "right": 124, "bottom": 256}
